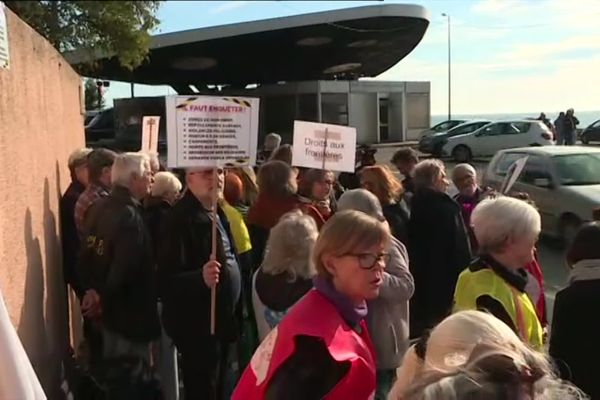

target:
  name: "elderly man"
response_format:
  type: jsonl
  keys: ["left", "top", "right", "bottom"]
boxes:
{"left": 408, "top": 159, "right": 472, "bottom": 338}
{"left": 79, "top": 152, "right": 160, "bottom": 398}
{"left": 74, "top": 148, "right": 117, "bottom": 238}
{"left": 158, "top": 168, "right": 241, "bottom": 400}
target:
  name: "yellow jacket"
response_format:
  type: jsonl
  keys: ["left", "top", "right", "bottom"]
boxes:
{"left": 222, "top": 202, "right": 252, "bottom": 254}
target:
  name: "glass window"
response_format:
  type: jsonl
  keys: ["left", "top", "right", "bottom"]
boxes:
{"left": 321, "top": 93, "right": 348, "bottom": 126}
{"left": 479, "top": 123, "right": 504, "bottom": 136}
{"left": 519, "top": 155, "right": 551, "bottom": 184}
{"left": 592, "top": 120, "right": 600, "bottom": 128}
{"left": 506, "top": 122, "right": 530, "bottom": 134}
{"left": 495, "top": 152, "right": 525, "bottom": 176}
{"left": 379, "top": 98, "right": 389, "bottom": 141}
{"left": 552, "top": 153, "right": 600, "bottom": 185}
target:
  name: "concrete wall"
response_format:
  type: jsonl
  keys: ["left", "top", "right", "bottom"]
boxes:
{"left": 0, "top": 8, "right": 84, "bottom": 398}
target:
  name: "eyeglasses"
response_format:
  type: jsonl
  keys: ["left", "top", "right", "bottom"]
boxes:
{"left": 347, "top": 253, "right": 391, "bottom": 270}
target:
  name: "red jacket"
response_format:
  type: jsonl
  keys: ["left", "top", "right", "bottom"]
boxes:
{"left": 232, "top": 290, "right": 376, "bottom": 400}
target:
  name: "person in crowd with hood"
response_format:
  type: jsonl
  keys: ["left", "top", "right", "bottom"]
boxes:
{"left": 408, "top": 160, "right": 471, "bottom": 338}
{"left": 550, "top": 222, "right": 600, "bottom": 399}
{"left": 143, "top": 171, "right": 182, "bottom": 251}
{"left": 79, "top": 153, "right": 160, "bottom": 398}
{"left": 233, "top": 211, "right": 389, "bottom": 400}
{"left": 247, "top": 160, "right": 300, "bottom": 266}
{"left": 157, "top": 167, "right": 242, "bottom": 400}
{"left": 391, "top": 147, "right": 419, "bottom": 198}
{"left": 337, "top": 189, "right": 414, "bottom": 399}
{"left": 453, "top": 197, "right": 543, "bottom": 348}
{"left": 61, "top": 147, "right": 92, "bottom": 298}
{"left": 360, "top": 165, "right": 410, "bottom": 244}
{"left": 297, "top": 169, "right": 336, "bottom": 229}
{"left": 252, "top": 210, "right": 318, "bottom": 340}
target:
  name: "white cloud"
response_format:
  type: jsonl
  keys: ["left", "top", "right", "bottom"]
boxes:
{"left": 208, "top": 1, "right": 252, "bottom": 15}
{"left": 499, "top": 35, "right": 600, "bottom": 62}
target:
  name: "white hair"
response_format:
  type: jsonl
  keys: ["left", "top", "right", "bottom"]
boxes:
{"left": 139, "top": 151, "right": 160, "bottom": 173}
{"left": 413, "top": 159, "right": 445, "bottom": 189}
{"left": 262, "top": 210, "right": 318, "bottom": 281}
{"left": 111, "top": 152, "right": 150, "bottom": 188}
{"left": 471, "top": 197, "right": 541, "bottom": 253}
{"left": 337, "top": 189, "right": 385, "bottom": 221}
{"left": 68, "top": 148, "right": 92, "bottom": 168}
{"left": 151, "top": 171, "right": 182, "bottom": 197}
{"left": 451, "top": 163, "right": 476, "bottom": 182}
{"left": 264, "top": 132, "right": 282, "bottom": 151}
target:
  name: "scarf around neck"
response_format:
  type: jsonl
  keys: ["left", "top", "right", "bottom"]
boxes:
{"left": 313, "top": 277, "right": 367, "bottom": 328}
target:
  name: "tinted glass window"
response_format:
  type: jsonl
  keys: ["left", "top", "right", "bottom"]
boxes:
{"left": 480, "top": 123, "right": 504, "bottom": 136}
{"left": 508, "top": 122, "right": 531, "bottom": 134}
{"left": 495, "top": 153, "right": 525, "bottom": 176}
{"left": 592, "top": 120, "right": 600, "bottom": 128}
{"left": 519, "top": 155, "right": 551, "bottom": 184}
{"left": 553, "top": 153, "right": 600, "bottom": 185}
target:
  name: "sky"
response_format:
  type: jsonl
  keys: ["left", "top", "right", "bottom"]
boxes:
{"left": 102, "top": 0, "right": 600, "bottom": 116}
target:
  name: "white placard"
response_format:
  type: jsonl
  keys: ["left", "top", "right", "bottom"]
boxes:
{"left": 141, "top": 116, "right": 160, "bottom": 153}
{"left": 501, "top": 156, "right": 529, "bottom": 194}
{"left": 291, "top": 120, "right": 357, "bottom": 172}
{"left": 166, "top": 96, "right": 259, "bottom": 168}
{"left": 0, "top": 2, "right": 9, "bottom": 69}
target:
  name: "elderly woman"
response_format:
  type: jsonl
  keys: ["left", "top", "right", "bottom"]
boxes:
{"left": 550, "top": 222, "right": 600, "bottom": 399}
{"left": 143, "top": 171, "right": 182, "bottom": 249}
{"left": 453, "top": 197, "right": 544, "bottom": 348}
{"left": 408, "top": 160, "right": 472, "bottom": 338}
{"left": 268, "top": 144, "right": 293, "bottom": 165}
{"left": 233, "top": 211, "right": 389, "bottom": 399}
{"left": 247, "top": 160, "right": 300, "bottom": 266}
{"left": 297, "top": 168, "right": 336, "bottom": 229}
{"left": 337, "top": 189, "right": 414, "bottom": 399}
{"left": 361, "top": 165, "right": 410, "bottom": 244}
{"left": 252, "top": 210, "right": 318, "bottom": 340}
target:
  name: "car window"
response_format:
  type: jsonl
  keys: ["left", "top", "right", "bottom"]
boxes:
{"left": 552, "top": 154, "right": 600, "bottom": 185}
{"left": 479, "top": 123, "right": 504, "bottom": 136}
{"left": 451, "top": 122, "right": 486, "bottom": 136}
{"left": 433, "top": 121, "right": 456, "bottom": 132}
{"left": 506, "top": 122, "right": 530, "bottom": 134}
{"left": 495, "top": 153, "right": 525, "bottom": 176}
{"left": 519, "top": 155, "right": 551, "bottom": 185}
{"left": 592, "top": 120, "right": 600, "bottom": 128}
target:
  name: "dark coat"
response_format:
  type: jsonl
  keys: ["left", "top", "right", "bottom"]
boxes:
{"left": 157, "top": 190, "right": 241, "bottom": 346}
{"left": 382, "top": 201, "right": 410, "bottom": 245}
{"left": 550, "top": 273, "right": 600, "bottom": 400}
{"left": 60, "top": 180, "right": 86, "bottom": 298}
{"left": 79, "top": 185, "right": 160, "bottom": 343}
{"left": 408, "top": 188, "right": 472, "bottom": 338}
{"left": 142, "top": 195, "right": 171, "bottom": 255}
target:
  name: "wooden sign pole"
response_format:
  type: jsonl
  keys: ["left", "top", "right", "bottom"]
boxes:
{"left": 210, "top": 167, "right": 218, "bottom": 336}
{"left": 322, "top": 128, "right": 328, "bottom": 170}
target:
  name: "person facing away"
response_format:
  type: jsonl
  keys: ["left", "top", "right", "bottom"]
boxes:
{"left": 157, "top": 167, "right": 242, "bottom": 400}
{"left": 78, "top": 152, "right": 161, "bottom": 399}
{"left": 391, "top": 147, "right": 420, "bottom": 199}
{"left": 453, "top": 196, "right": 544, "bottom": 348}
{"left": 337, "top": 189, "right": 415, "bottom": 399}
{"left": 234, "top": 211, "right": 390, "bottom": 400}
{"left": 257, "top": 132, "right": 282, "bottom": 165}
{"left": 252, "top": 210, "right": 318, "bottom": 341}
{"left": 74, "top": 148, "right": 117, "bottom": 238}
{"left": 550, "top": 222, "right": 600, "bottom": 400}
{"left": 554, "top": 112, "right": 566, "bottom": 145}
{"left": 408, "top": 159, "right": 472, "bottom": 338}
{"left": 61, "top": 147, "right": 92, "bottom": 299}
{"left": 143, "top": 171, "right": 182, "bottom": 253}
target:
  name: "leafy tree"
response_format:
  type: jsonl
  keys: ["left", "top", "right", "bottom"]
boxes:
{"left": 5, "top": 1, "right": 162, "bottom": 70}
{"left": 84, "top": 78, "right": 105, "bottom": 111}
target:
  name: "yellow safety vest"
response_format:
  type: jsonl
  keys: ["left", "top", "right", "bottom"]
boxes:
{"left": 222, "top": 202, "right": 253, "bottom": 255}
{"left": 453, "top": 267, "right": 543, "bottom": 348}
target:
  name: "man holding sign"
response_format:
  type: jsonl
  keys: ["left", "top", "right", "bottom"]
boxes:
{"left": 157, "top": 167, "right": 241, "bottom": 400}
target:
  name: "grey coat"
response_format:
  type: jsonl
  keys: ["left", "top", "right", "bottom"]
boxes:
{"left": 366, "top": 237, "right": 415, "bottom": 370}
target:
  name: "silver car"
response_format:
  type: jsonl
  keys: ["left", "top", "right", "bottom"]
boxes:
{"left": 483, "top": 146, "right": 600, "bottom": 242}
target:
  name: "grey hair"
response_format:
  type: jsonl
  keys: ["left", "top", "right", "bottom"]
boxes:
{"left": 68, "top": 148, "right": 92, "bottom": 168}
{"left": 264, "top": 132, "right": 282, "bottom": 151}
{"left": 140, "top": 151, "right": 160, "bottom": 173}
{"left": 151, "top": 171, "right": 182, "bottom": 197}
{"left": 451, "top": 163, "right": 476, "bottom": 182}
{"left": 337, "top": 189, "right": 385, "bottom": 221}
{"left": 413, "top": 159, "right": 446, "bottom": 190}
{"left": 111, "top": 152, "right": 150, "bottom": 188}
{"left": 471, "top": 197, "right": 541, "bottom": 253}
{"left": 261, "top": 210, "right": 318, "bottom": 281}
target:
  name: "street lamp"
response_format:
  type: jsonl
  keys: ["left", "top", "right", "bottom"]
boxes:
{"left": 442, "top": 13, "right": 451, "bottom": 121}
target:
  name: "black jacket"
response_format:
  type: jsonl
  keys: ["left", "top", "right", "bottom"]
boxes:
{"left": 157, "top": 190, "right": 241, "bottom": 346}
{"left": 78, "top": 185, "right": 160, "bottom": 343}
{"left": 382, "top": 201, "right": 410, "bottom": 245}
{"left": 550, "top": 275, "right": 600, "bottom": 399}
{"left": 408, "top": 188, "right": 472, "bottom": 337}
{"left": 142, "top": 195, "right": 172, "bottom": 255}
{"left": 60, "top": 181, "right": 86, "bottom": 297}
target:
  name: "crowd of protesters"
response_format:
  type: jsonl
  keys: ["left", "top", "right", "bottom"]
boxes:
{"left": 58, "top": 135, "right": 597, "bottom": 400}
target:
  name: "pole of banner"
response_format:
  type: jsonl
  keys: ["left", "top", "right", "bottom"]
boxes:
{"left": 210, "top": 167, "right": 218, "bottom": 336}
{"left": 322, "top": 128, "right": 328, "bottom": 170}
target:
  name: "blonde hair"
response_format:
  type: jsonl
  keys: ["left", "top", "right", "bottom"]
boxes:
{"left": 360, "top": 165, "right": 403, "bottom": 205}
{"left": 111, "top": 152, "right": 150, "bottom": 187}
{"left": 231, "top": 167, "right": 258, "bottom": 206}
{"left": 151, "top": 171, "right": 182, "bottom": 197}
{"left": 312, "top": 210, "right": 390, "bottom": 278}
{"left": 68, "top": 148, "right": 92, "bottom": 168}
{"left": 269, "top": 144, "right": 293, "bottom": 165}
{"left": 262, "top": 210, "right": 318, "bottom": 281}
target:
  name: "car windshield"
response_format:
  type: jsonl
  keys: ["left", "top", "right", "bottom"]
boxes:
{"left": 552, "top": 153, "right": 600, "bottom": 185}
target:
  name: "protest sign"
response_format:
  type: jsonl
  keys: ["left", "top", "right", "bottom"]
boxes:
{"left": 291, "top": 120, "right": 357, "bottom": 172}
{"left": 140, "top": 116, "right": 160, "bottom": 153}
{"left": 166, "top": 96, "right": 259, "bottom": 168}
{"left": 501, "top": 156, "right": 529, "bottom": 194}
{"left": 0, "top": 2, "right": 9, "bottom": 69}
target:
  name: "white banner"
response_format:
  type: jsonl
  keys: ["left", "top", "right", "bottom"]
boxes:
{"left": 291, "top": 120, "right": 357, "bottom": 172}
{"left": 0, "top": 2, "right": 10, "bottom": 69}
{"left": 141, "top": 116, "right": 160, "bottom": 153}
{"left": 166, "top": 96, "right": 259, "bottom": 168}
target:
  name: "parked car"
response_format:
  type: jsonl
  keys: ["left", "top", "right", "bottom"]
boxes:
{"left": 419, "top": 119, "right": 466, "bottom": 138}
{"left": 580, "top": 119, "right": 600, "bottom": 144}
{"left": 442, "top": 120, "right": 554, "bottom": 162}
{"left": 483, "top": 146, "right": 600, "bottom": 243}
{"left": 418, "top": 120, "right": 491, "bottom": 156}
{"left": 85, "top": 107, "right": 115, "bottom": 144}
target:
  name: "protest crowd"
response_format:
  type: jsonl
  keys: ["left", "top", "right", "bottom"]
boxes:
{"left": 59, "top": 135, "right": 598, "bottom": 400}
